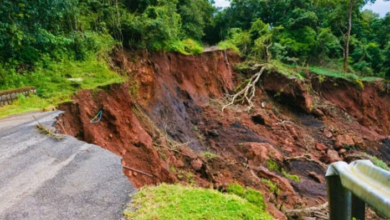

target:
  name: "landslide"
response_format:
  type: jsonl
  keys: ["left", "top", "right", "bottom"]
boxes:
{"left": 58, "top": 49, "right": 390, "bottom": 219}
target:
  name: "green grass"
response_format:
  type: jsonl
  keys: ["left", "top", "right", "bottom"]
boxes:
{"left": 309, "top": 66, "right": 381, "bottom": 82}
{"left": 261, "top": 178, "right": 280, "bottom": 194}
{"left": 124, "top": 184, "right": 274, "bottom": 220}
{"left": 218, "top": 41, "right": 240, "bottom": 53}
{"left": 362, "top": 153, "right": 389, "bottom": 170}
{"left": 166, "top": 39, "right": 204, "bottom": 55}
{"left": 0, "top": 56, "right": 125, "bottom": 118}
{"left": 281, "top": 169, "right": 300, "bottom": 182}
{"left": 267, "top": 159, "right": 280, "bottom": 172}
{"left": 227, "top": 183, "right": 267, "bottom": 211}
{"left": 201, "top": 151, "right": 218, "bottom": 159}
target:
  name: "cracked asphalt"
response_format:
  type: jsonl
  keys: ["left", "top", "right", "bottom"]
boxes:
{"left": 0, "top": 111, "right": 135, "bottom": 220}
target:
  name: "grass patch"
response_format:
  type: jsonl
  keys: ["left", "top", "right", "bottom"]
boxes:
{"left": 362, "top": 153, "right": 389, "bottom": 170}
{"left": 0, "top": 56, "right": 125, "bottom": 118}
{"left": 218, "top": 41, "right": 240, "bottom": 54}
{"left": 267, "top": 159, "right": 280, "bottom": 172}
{"left": 261, "top": 178, "right": 280, "bottom": 194}
{"left": 124, "top": 184, "right": 274, "bottom": 220}
{"left": 227, "top": 183, "right": 267, "bottom": 211}
{"left": 201, "top": 151, "right": 218, "bottom": 159}
{"left": 166, "top": 39, "right": 203, "bottom": 55}
{"left": 309, "top": 66, "right": 381, "bottom": 83}
{"left": 281, "top": 169, "right": 300, "bottom": 182}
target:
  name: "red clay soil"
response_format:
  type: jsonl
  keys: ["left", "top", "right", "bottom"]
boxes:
{"left": 58, "top": 84, "right": 176, "bottom": 188}
{"left": 58, "top": 49, "right": 390, "bottom": 219}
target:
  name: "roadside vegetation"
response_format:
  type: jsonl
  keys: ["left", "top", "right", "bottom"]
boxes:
{"left": 123, "top": 184, "right": 274, "bottom": 220}
{"left": 1, "top": 0, "right": 390, "bottom": 118}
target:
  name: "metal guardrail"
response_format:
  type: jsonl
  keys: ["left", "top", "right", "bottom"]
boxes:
{"left": 326, "top": 160, "right": 390, "bottom": 220}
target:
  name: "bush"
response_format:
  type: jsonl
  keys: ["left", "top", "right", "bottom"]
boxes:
{"left": 166, "top": 39, "right": 203, "bottom": 55}
{"left": 218, "top": 41, "right": 240, "bottom": 53}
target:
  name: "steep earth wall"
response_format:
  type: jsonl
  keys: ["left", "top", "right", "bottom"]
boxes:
{"left": 58, "top": 50, "right": 390, "bottom": 219}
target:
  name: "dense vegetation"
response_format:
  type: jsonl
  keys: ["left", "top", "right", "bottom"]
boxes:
{"left": 209, "top": 0, "right": 390, "bottom": 77}
{"left": 0, "top": 0, "right": 390, "bottom": 116}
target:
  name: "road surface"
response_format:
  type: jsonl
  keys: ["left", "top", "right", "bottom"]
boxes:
{"left": 0, "top": 111, "right": 135, "bottom": 220}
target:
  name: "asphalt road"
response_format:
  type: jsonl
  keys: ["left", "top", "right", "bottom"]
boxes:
{"left": 0, "top": 111, "right": 135, "bottom": 220}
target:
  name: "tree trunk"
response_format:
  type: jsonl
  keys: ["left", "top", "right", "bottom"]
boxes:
{"left": 344, "top": 0, "right": 355, "bottom": 72}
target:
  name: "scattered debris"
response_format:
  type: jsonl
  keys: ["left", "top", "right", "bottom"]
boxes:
{"left": 34, "top": 116, "right": 64, "bottom": 141}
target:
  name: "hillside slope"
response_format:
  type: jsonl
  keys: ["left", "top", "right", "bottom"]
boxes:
{"left": 58, "top": 50, "right": 390, "bottom": 219}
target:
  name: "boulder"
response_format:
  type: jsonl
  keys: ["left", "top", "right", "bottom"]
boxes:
{"left": 315, "top": 142, "right": 327, "bottom": 151}
{"left": 242, "top": 143, "right": 284, "bottom": 167}
{"left": 335, "top": 134, "right": 355, "bottom": 149}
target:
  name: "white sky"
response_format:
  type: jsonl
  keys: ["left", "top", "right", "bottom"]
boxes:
{"left": 362, "top": 0, "right": 390, "bottom": 17}
{"left": 214, "top": 0, "right": 390, "bottom": 18}
{"left": 214, "top": 0, "right": 230, "bottom": 8}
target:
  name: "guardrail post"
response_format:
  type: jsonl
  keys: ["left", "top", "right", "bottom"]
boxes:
{"left": 352, "top": 194, "right": 365, "bottom": 220}
{"left": 326, "top": 175, "right": 352, "bottom": 220}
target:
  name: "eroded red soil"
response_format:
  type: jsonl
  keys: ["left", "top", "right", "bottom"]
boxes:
{"left": 58, "top": 50, "right": 390, "bottom": 219}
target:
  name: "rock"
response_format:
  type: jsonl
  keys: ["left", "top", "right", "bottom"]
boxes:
{"left": 339, "top": 148, "right": 347, "bottom": 154}
{"left": 207, "top": 129, "right": 219, "bottom": 137}
{"left": 191, "top": 158, "right": 203, "bottom": 171}
{"left": 181, "top": 147, "right": 198, "bottom": 160}
{"left": 242, "top": 143, "right": 284, "bottom": 167}
{"left": 327, "top": 149, "right": 341, "bottom": 163}
{"left": 176, "top": 159, "right": 185, "bottom": 168}
{"left": 312, "top": 108, "right": 324, "bottom": 117}
{"left": 315, "top": 142, "right": 327, "bottom": 151}
{"left": 324, "top": 128, "right": 333, "bottom": 138}
{"left": 255, "top": 166, "right": 302, "bottom": 205}
{"left": 335, "top": 134, "right": 355, "bottom": 149}
{"left": 308, "top": 171, "right": 325, "bottom": 183}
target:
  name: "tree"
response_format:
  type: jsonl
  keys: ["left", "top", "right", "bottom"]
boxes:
{"left": 177, "top": 0, "right": 215, "bottom": 41}
{"left": 317, "top": 0, "right": 388, "bottom": 72}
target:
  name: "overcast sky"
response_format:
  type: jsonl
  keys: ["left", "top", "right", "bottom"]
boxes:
{"left": 214, "top": 0, "right": 390, "bottom": 17}
{"left": 362, "top": 0, "right": 390, "bottom": 17}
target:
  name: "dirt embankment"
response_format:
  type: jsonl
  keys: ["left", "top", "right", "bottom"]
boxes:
{"left": 58, "top": 50, "right": 390, "bottom": 219}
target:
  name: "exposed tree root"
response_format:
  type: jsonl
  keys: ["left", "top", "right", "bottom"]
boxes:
{"left": 222, "top": 65, "right": 266, "bottom": 112}
{"left": 284, "top": 202, "right": 328, "bottom": 219}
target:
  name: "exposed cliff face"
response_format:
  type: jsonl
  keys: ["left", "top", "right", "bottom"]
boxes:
{"left": 58, "top": 50, "right": 390, "bottom": 219}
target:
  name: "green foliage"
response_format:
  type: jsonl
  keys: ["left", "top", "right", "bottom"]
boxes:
{"left": 362, "top": 154, "right": 390, "bottom": 170}
{"left": 372, "top": 156, "right": 389, "bottom": 170}
{"left": 261, "top": 179, "right": 280, "bottom": 194}
{"left": 281, "top": 169, "right": 301, "bottom": 182}
{"left": 0, "top": 55, "right": 125, "bottom": 118}
{"left": 227, "top": 184, "right": 267, "bottom": 211}
{"left": 209, "top": 0, "right": 390, "bottom": 78}
{"left": 201, "top": 151, "right": 218, "bottom": 159}
{"left": 170, "top": 165, "right": 176, "bottom": 173}
{"left": 166, "top": 39, "right": 203, "bottom": 55}
{"left": 227, "top": 184, "right": 245, "bottom": 197}
{"left": 177, "top": 0, "right": 215, "bottom": 41}
{"left": 124, "top": 184, "right": 275, "bottom": 220}
{"left": 267, "top": 159, "right": 280, "bottom": 172}
{"left": 218, "top": 41, "right": 240, "bottom": 53}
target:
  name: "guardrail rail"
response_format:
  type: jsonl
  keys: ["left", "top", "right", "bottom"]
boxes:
{"left": 326, "top": 160, "right": 390, "bottom": 220}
